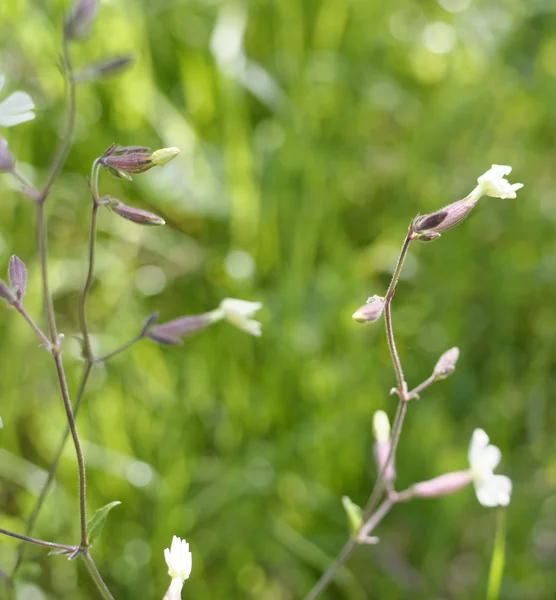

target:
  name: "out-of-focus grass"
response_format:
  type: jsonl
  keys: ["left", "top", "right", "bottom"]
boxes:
{"left": 1, "top": 0, "right": 555, "bottom": 598}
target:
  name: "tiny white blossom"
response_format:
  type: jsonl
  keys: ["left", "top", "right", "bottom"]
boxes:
{"left": 0, "top": 75, "right": 35, "bottom": 127}
{"left": 467, "top": 164, "right": 523, "bottom": 203}
{"left": 210, "top": 298, "right": 262, "bottom": 336}
{"left": 164, "top": 536, "right": 192, "bottom": 584}
{"left": 468, "top": 428, "right": 512, "bottom": 507}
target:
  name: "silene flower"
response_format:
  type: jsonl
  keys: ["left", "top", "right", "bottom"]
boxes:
{"left": 209, "top": 298, "right": 263, "bottom": 336}
{"left": 468, "top": 428, "right": 512, "bottom": 507}
{"left": 0, "top": 75, "right": 35, "bottom": 127}
{"left": 473, "top": 164, "right": 524, "bottom": 200}
{"left": 163, "top": 536, "right": 192, "bottom": 599}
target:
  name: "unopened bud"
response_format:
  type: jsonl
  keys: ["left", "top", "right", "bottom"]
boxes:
{"left": 0, "top": 137, "right": 14, "bottom": 173}
{"left": 411, "top": 470, "right": 473, "bottom": 499}
{"left": 0, "top": 280, "right": 16, "bottom": 304}
{"left": 433, "top": 346, "right": 460, "bottom": 380}
{"left": 74, "top": 55, "right": 134, "bottom": 83}
{"left": 341, "top": 496, "right": 363, "bottom": 536}
{"left": 108, "top": 199, "right": 165, "bottom": 226}
{"left": 100, "top": 145, "right": 180, "bottom": 180}
{"left": 413, "top": 211, "right": 448, "bottom": 233}
{"left": 146, "top": 314, "right": 211, "bottom": 345}
{"left": 373, "top": 410, "right": 390, "bottom": 444}
{"left": 64, "top": 0, "right": 98, "bottom": 40}
{"left": 411, "top": 196, "right": 479, "bottom": 241}
{"left": 8, "top": 255, "right": 27, "bottom": 301}
{"left": 352, "top": 295, "right": 385, "bottom": 323}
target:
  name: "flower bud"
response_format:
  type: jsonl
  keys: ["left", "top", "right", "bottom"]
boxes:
{"left": 8, "top": 255, "right": 27, "bottom": 301}
{"left": 100, "top": 145, "right": 180, "bottom": 180}
{"left": 0, "top": 137, "right": 14, "bottom": 173}
{"left": 433, "top": 346, "right": 459, "bottom": 380}
{"left": 146, "top": 315, "right": 212, "bottom": 345}
{"left": 73, "top": 55, "right": 134, "bottom": 83}
{"left": 372, "top": 410, "right": 395, "bottom": 484}
{"left": 352, "top": 295, "right": 385, "bottom": 323}
{"left": 64, "top": 0, "right": 98, "bottom": 40}
{"left": 108, "top": 198, "right": 165, "bottom": 226}
{"left": 341, "top": 496, "right": 363, "bottom": 536}
{"left": 411, "top": 470, "right": 473, "bottom": 499}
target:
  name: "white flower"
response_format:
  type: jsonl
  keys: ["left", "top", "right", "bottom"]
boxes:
{"left": 468, "top": 428, "right": 512, "bottom": 507}
{"left": 164, "top": 536, "right": 192, "bottom": 584}
{"left": 468, "top": 164, "right": 523, "bottom": 203}
{"left": 210, "top": 298, "right": 262, "bottom": 336}
{"left": 0, "top": 75, "right": 35, "bottom": 127}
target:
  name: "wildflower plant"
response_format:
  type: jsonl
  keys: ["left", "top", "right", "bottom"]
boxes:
{"left": 0, "top": 1, "right": 261, "bottom": 598}
{"left": 304, "top": 165, "right": 521, "bottom": 599}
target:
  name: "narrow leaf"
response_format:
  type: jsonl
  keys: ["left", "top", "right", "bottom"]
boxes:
{"left": 87, "top": 501, "right": 121, "bottom": 546}
{"left": 341, "top": 496, "right": 363, "bottom": 536}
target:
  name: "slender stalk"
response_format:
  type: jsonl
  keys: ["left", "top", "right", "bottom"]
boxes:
{"left": 408, "top": 374, "right": 436, "bottom": 399}
{"left": 53, "top": 353, "right": 88, "bottom": 546}
{"left": 0, "top": 528, "right": 74, "bottom": 552}
{"left": 13, "top": 303, "right": 51, "bottom": 348}
{"left": 79, "top": 200, "right": 99, "bottom": 361}
{"left": 304, "top": 537, "right": 358, "bottom": 600}
{"left": 82, "top": 552, "right": 116, "bottom": 600}
{"left": 36, "top": 202, "right": 58, "bottom": 342}
{"left": 304, "top": 229, "right": 414, "bottom": 600}
{"left": 357, "top": 498, "right": 394, "bottom": 541}
{"left": 11, "top": 361, "right": 93, "bottom": 578}
{"left": 96, "top": 334, "right": 144, "bottom": 363}
{"left": 38, "top": 38, "right": 76, "bottom": 205}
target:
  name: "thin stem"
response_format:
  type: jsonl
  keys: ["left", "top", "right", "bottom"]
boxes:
{"left": 0, "top": 528, "right": 74, "bottom": 552}
{"left": 38, "top": 38, "right": 76, "bottom": 205}
{"left": 13, "top": 303, "right": 51, "bottom": 348}
{"left": 12, "top": 361, "right": 94, "bottom": 578}
{"left": 304, "top": 537, "right": 358, "bottom": 600}
{"left": 79, "top": 200, "right": 99, "bottom": 361}
{"left": 304, "top": 229, "right": 414, "bottom": 599}
{"left": 53, "top": 353, "right": 88, "bottom": 546}
{"left": 408, "top": 374, "right": 436, "bottom": 399}
{"left": 357, "top": 498, "right": 394, "bottom": 541}
{"left": 82, "top": 552, "right": 116, "bottom": 600}
{"left": 36, "top": 202, "right": 58, "bottom": 342}
{"left": 95, "top": 334, "right": 143, "bottom": 363}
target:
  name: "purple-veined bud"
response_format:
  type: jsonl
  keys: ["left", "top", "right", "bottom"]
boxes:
{"left": 433, "top": 346, "right": 460, "bottom": 380}
{"left": 352, "top": 295, "right": 385, "bottom": 323}
{"left": 411, "top": 196, "right": 479, "bottom": 241}
{"left": 411, "top": 470, "right": 473, "bottom": 499}
{"left": 8, "top": 255, "right": 27, "bottom": 300}
{"left": 146, "top": 315, "right": 212, "bottom": 345}
{"left": 0, "top": 137, "right": 14, "bottom": 173}
{"left": 373, "top": 410, "right": 395, "bottom": 484}
{"left": 108, "top": 198, "right": 165, "bottom": 226}
{"left": 412, "top": 211, "right": 448, "bottom": 233}
{"left": 73, "top": 55, "right": 134, "bottom": 83}
{"left": 64, "top": 0, "right": 98, "bottom": 41}
{"left": 99, "top": 145, "right": 179, "bottom": 180}
{"left": 0, "top": 280, "right": 16, "bottom": 304}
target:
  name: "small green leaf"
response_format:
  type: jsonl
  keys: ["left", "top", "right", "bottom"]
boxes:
{"left": 87, "top": 501, "right": 121, "bottom": 547}
{"left": 341, "top": 496, "right": 363, "bottom": 535}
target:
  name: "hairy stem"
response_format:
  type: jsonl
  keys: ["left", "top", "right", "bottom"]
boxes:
{"left": 82, "top": 552, "right": 116, "bottom": 600}
{"left": 357, "top": 498, "right": 394, "bottom": 541}
{"left": 0, "top": 528, "right": 74, "bottom": 552}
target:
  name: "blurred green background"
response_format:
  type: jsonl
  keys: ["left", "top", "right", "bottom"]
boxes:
{"left": 1, "top": 0, "right": 555, "bottom": 598}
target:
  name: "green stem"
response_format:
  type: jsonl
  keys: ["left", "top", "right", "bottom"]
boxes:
{"left": 486, "top": 508, "right": 507, "bottom": 600}
{"left": 95, "top": 334, "right": 144, "bottom": 363}
{"left": 304, "top": 230, "right": 414, "bottom": 600}
{"left": 82, "top": 552, "right": 116, "bottom": 600}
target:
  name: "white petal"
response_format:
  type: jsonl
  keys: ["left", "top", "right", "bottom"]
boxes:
{"left": 481, "top": 444, "right": 502, "bottom": 471}
{"left": 475, "top": 474, "right": 512, "bottom": 507}
{"left": 468, "top": 428, "right": 489, "bottom": 469}
{"left": 240, "top": 318, "right": 262, "bottom": 337}
{"left": 0, "top": 91, "right": 35, "bottom": 115}
{"left": 0, "top": 111, "right": 35, "bottom": 127}
{"left": 220, "top": 297, "right": 262, "bottom": 317}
